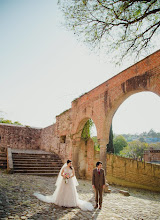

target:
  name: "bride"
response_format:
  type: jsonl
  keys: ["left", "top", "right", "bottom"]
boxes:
{"left": 33, "top": 160, "right": 93, "bottom": 211}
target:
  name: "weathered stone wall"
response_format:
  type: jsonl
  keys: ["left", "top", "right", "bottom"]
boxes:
{"left": 86, "top": 139, "right": 97, "bottom": 179}
{"left": 40, "top": 124, "right": 57, "bottom": 152}
{"left": 55, "top": 109, "right": 73, "bottom": 162}
{"left": 56, "top": 109, "right": 72, "bottom": 136}
{"left": 0, "top": 123, "right": 41, "bottom": 151}
{"left": 40, "top": 109, "right": 73, "bottom": 163}
{"left": 144, "top": 149, "right": 160, "bottom": 162}
{"left": 77, "top": 138, "right": 99, "bottom": 179}
{"left": 106, "top": 153, "right": 160, "bottom": 192}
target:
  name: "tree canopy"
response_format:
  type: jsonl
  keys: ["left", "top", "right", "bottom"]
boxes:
{"left": 107, "top": 123, "right": 114, "bottom": 153}
{"left": 81, "top": 119, "right": 93, "bottom": 143}
{"left": 58, "top": 0, "right": 160, "bottom": 62}
{"left": 113, "top": 135, "right": 128, "bottom": 154}
{"left": 120, "top": 140, "right": 149, "bottom": 160}
{"left": 0, "top": 118, "right": 22, "bottom": 126}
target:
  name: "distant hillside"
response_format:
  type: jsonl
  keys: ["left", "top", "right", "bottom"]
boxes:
{"left": 117, "top": 129, "right": 160, "bottom": 143}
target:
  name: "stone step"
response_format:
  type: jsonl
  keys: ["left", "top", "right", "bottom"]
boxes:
{"left": 13, "top": 152, "right": 54, "bottom": 155}
{"left": 0, "top": 160, "right": 7, "bottom": 164}
{"left": 15, "top": 172, "right": 58, "bottom": 176}
{"left": 0, "top": 164, "right": 7, "bottom": 169}
{"left": 12, "top": 156, "right": 60, "bottom": 160}
{"left": 14, "top": 165, "right": 62, "bottom": 169}
{"left": 12, "top": 157, "right": 61, "bottom": 161}
{"left": 0, "top": 163, "right": 7, "bottom": 169}
{"left": 0, "top": 152, "right": 7, "bottom": 155}
{"left": 11, "top": 151, "right": 63, "bottom": 176}
{"left": 14, "top": 166, "right": 61, "bottom": 170}
{"left": 13, "top": 162, "right": 63, "bottom": 166}
{"left": 12, "top": 155, "right": 61, "bottom": 159}
{"left": 13, "top": 159, "right": 62, "bottom": 163}
{"left": 13, "top": 162, "right": 62, "bottom": 166}
{"left": 0, "top": 157, "right": 7, "bottom": 161}
{"left": 0, "top": 160, "right": 6, "bottom": 163}
{"left": 0, "top": 152, "right": 7, "bottom": 169}
{"left": 0, "top": 154, "right": 6, "bottom": 157}
{"left": 12, "top": 153, "right": 59, "bottom": 158}
{"left": 0, "top": 151, "right": 6, "bottom": 155}
{"left": 14, "top": 169, "right": 59, "bottom": 173}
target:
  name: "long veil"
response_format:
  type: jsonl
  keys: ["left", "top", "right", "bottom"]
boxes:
{"left": 33, "top": 163, "right": 93, "bottom": 211}
{"left": 33, "top": 163, "right": 79, "bottom": 203}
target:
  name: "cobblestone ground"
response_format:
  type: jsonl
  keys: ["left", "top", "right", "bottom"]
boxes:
{"left": 0, "top": 170, "right": 160, "bottom": 220}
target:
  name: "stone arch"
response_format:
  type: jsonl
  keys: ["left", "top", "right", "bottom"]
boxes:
{"left": 71, "top": 103, "right": 102, "bottom": 139}
{"left": 55, "top": 50, "right": 160, "bottom": 178}
{"left": 71, "top": 115, "right": 99, "bottom": 179}
{"left": 100, "top": 70, "right": 160, "bottom": 169}
{"left": 103, "top": 90, "right": 160, "bottom": 144}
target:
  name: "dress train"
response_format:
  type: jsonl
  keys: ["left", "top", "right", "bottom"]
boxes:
{"left": 33, "top": 166, "right": 93, "bottom": 211}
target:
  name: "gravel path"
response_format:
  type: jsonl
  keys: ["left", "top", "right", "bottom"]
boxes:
{"left": 0, "top": 170, "right": 160, "bottom": 220}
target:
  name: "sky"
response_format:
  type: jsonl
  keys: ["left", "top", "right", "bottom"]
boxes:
{"left": 0, "top": 0, "right": 160, "bottom": 135}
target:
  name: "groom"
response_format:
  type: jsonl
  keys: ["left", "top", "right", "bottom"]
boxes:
{"left": 92, "top": 161, "right": 105, "bottom": 209}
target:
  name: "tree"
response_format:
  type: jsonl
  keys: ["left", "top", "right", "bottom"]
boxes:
{"left": 58, "top": 0, "right": 160, "bottom": 62}
{"left": 92, "top": 136, "right": 100, "bottom": 151}
{"left": 0, "top": 118, "right": 22, "bottom": 125}
{"left": 113, "top": 135, "right": 128, "bottom": 155}
{"left": 107, "top": 123, "right": 114, "bottom": 153}
{"left": 139, "top": 137, "right": 146, "bottom": 142}
{"left": 149, "top": 142, "right": 160, "bottom": 150}
{"left": 120, "top": 140, "right": 149, "bottom": 160}
{"left": 81, "top": 119, "right": 93, "bottom": 143}
{"left": 148, "top": 129, "right": 157, "bottom": 138}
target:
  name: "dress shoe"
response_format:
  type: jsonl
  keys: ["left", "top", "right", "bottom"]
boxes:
{"left": 94, "top": 204, "right": 98, "bottom": 209}
{"left": 99, "top": 205, "right": 102, "bottom": 209}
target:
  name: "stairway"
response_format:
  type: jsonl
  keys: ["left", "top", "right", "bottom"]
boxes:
{"left": 0, "top": 151, "right": 7, "bottom": 169}
{"left": 12, "top": 151, "right": 63, "bottom": 176}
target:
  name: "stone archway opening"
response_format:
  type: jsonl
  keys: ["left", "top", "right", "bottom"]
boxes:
{"left": 111, "top": 91, "right": 160, "bottom": 158}
{"left": 73, "top": 118, "right": 99, "bottom": 179}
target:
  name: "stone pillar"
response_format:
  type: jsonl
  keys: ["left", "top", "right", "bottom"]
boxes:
{"left": 73, "top": 146, "right": 79, "bottom": 175}
{"left": 99, "top": 139, "right": 111, "bottom": 192}
{"left": 7, "top": 148, "right": 13, "bottom": 173}
{"left": 72, "top": 137, "right": 81, "bottom": 178}
{"left": 86, "top": 138, "right": 94, "bottom": 179}
{"left": 99, "top": 139, "right": 107, "bottom": 173}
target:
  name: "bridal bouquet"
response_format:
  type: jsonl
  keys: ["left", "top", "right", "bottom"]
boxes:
{"left": 64, "top": 173, "right": 70, "bottom": 184}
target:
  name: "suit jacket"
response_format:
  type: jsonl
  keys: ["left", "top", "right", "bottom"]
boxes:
{"left": 92, "top": 168, "right": 105, "bottom": 188}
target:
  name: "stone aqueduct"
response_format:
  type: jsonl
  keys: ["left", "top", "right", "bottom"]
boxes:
{"left": 0, "top": 50, "right": 160, "bottom": 189}
{"left": 55, "top": 50, "right": 160, "bottom": 175}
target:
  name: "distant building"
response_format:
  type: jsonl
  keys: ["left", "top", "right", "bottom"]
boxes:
{"left": 144, "top": 148, "right": 160, "bottom": 164}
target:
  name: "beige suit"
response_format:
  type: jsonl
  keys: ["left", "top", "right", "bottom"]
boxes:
{"left": 92, "top": 168, "right": 105, "bottom": 205}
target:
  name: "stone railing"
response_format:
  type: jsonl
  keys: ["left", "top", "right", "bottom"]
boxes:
{"left": 7, "top": 148, "right": 13, "bottom": 173}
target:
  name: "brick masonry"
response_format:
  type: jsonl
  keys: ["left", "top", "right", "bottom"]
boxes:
{"left": 0, "top": 50, "right": 160, "bottom": 191}
{"left": 0, "top": 123, "right": 41, "bottom": 151}
{"left": 144, "top": 149, "right": 160, "bottom": 162}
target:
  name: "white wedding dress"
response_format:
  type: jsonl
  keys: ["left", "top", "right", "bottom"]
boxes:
{"left": 33, "top": 165, "right": 93, "bottom": 211}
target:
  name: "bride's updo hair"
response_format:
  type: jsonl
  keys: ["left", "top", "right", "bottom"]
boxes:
{"left": 67, "top": 159, "right": 72, "bottom": 170}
